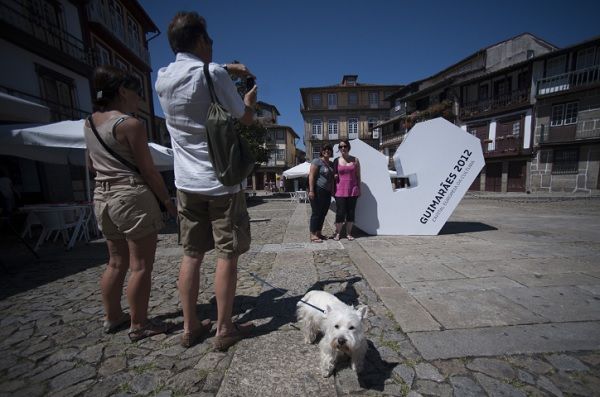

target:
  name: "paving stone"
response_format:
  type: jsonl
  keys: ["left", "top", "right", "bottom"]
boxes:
{"left": 392, "top": 363, "right": 415, "bottom": 386}
{"left": 467, "top": 357, "right": 516, "bottom": 380}
{"left": 9, "top": 383, "right": 46, "bottom": 397}
{"left": 99, "top": 355, "right": 126, "bottom": 377}
{"left": 449, "top": 376, "right": 486, "bottom": 397}
{"left": 53, "top": 379, "right": 95, "bottom": 397}
{"left": 0, "top": 380, "right": 26, "bottom": 393}
{"left": 407, "top": 391, "right": 423, "bottom": 397}
{"left": 545, "top": 353, "right": 589, "bottom": 372}
{"left": 474, "top": 373, "right": 526, "bottom": 397}
{"left": 537, "top": 376, "right": 564, "bottom": 397}
{"left": 414, "top": 380, "right": 452, "bottom": 397}
{"left": 77, "top": 344, "right": 104, "bottom": 364}
{"left": 579, "top": 352, "right": 600, "bottom": 366}
{"left": 31, "top": 361, "right": 75, "bottom": 382}
{"left": 516, "top": 369, "right": 535, "bottom": 385}
{"left": 507, "top": 356, "right": 554, "bottom": 374}
{"left": 432, "top": 359, "right": 469, "bottom": 377}
{"left": 414, "top": 362, "right": 445, "bottom": 382}
{"left": 130, "top": 373, "right": 163, "bottom": 395}
{"left": 48, "top": 365, "right": 96, "bottom": 391}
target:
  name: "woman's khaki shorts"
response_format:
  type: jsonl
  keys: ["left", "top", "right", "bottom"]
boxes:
{"left": 177, "top": 190, "right": 251, "bottom": 259}
{"left": 94, "top": 182, "right": 164, "bottom": 240}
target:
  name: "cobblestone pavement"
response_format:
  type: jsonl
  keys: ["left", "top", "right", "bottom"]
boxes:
{"left": 0, "top": 197, "right": 599, "bottom": 396}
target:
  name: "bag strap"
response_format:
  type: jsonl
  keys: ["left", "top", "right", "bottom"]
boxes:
{"left": 203, "top": 63, "right": 222, "bottom": 105}
{"left": 87, "top": 115, "right": 140, "bottom": 174}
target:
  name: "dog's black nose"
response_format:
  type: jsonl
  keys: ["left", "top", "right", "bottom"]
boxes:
{"left": 338, "top": 337, "right": 346, "bottom": 345}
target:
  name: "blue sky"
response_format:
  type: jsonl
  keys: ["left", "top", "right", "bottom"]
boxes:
{"left": 141, "top": 0, "right": 600, "bottom": 151}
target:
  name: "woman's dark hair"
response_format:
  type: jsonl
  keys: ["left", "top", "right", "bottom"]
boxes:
{"left": 339, "top": 139, "right": 351, "bottom": 151}
{"left": 167, "top": 12, "right": 209, "bottom": 54}
{"left": 320, "top": 144, "right": 333, "bottom": 156}
{"left": 93, "top": 65, "right": 141, "bottom": 109}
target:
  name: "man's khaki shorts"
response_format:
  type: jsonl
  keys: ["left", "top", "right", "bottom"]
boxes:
{"left": 94, "top": 181, "right": 164, "bottom": 241}
{"left": 177, "top": 190, "right": 251, "bottom": 259}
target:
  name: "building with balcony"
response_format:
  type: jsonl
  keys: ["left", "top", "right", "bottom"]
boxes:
{"left": 300, "top": 75, "right": 401, "bottom": 160}
{"left": 377, "top": 33, "right": 556, "bottom": 192}
{"left": 85, "top": 0, "right": 159, "bottom": 141}
{"left": 244, "top": 102, "right": 300, "bottom": 191}
{"left": 0, "top": 0, "right": 95, "bottom": 203}
{"left": 530, "top": 36, "right": 600, "bottom": 193}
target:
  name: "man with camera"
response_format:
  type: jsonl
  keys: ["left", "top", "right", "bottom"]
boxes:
{"left": 155, "top": 11, "right": 257, "bottom": 350}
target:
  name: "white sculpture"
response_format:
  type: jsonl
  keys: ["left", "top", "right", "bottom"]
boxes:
{"left": 335, "top": 117, "right": 484, "bottom": 235}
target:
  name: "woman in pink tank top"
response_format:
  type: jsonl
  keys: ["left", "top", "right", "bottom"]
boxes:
{"left": 333, "top": 139, "right": 361, "bottom": 241}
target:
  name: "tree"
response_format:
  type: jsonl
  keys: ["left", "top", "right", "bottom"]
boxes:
{"left": 235, "top": 120, "right": 270, "bottom": 165}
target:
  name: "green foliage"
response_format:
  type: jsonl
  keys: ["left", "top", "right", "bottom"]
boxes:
{"left": 235, "top": 120, "right": 270, "bottom": 165}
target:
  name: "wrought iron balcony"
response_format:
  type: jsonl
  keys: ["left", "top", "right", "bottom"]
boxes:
{"left": 460, "top": 89, "right": 530, "bottom": 119}
{"left": 0, "top": 0, "right": 92, "bottom": 66}
{"left": 536, "top": 65, "right": 600, "bottom": 96}
{"left": 539, "top": 120, "right": 600, "bottom": 144}
{"left": 482, "top": 135, "right": 523, "bottom": 157}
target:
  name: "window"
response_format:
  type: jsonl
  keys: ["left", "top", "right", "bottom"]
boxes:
{"left": 127, "top": 15, "right": 141, "bottom": 45}
{"left": 348, "top": 118, "right": 358, "bottom": 136}
{"left": 478, "top": 84, "right": 489, "bottom": 100}
{"left": 114, "top": 57, "right": 128, "bottom": 70}
{"left": 276, "top": 149, "right": 286, "bottom": 162}
{"left": 328, "top": 119, "right": 338, "bottom": 136}
{"left": 348, "top": 92, "right": 358, "bottom": 106}
{"left": 368, "top": 117, "right": 379, "bottom": 138}
{"left": 276, "top": 130, "right": 285, "bottom": 141}
{"left": 546, "top": 55, "right": 566, "bottom": 77}
{"left": 312, "top": 145, "right": 321, "bottom": 160}
{"left": 576, "top": 47, "right": 596, "bottom": 69}
{"left": 512, "top": 121, "right": 520, "bottom": 137}
{"left": 394, "top": 98, "right": 402, "bottom": 111}
{"left": 493, "top": 78, "right": 511, "bottom": 97}
{"left": 368, "top": 92, "right": 379, "bottom": 107}
{"left": 132, "top": 69, "right": 145, "bottom": 99}
{"left": 96, "top": 43, "right": 111, "bottom": 66}
{"left": 36, "top": 64, "right": 78, "bottom": 121}
{"left": 327, "top": 93, "right": 337, "bottom": 108}
{"left": 551, "top": 102, "right": 578, "bottom": 126}
{"left": 108, "top": 0, "right": 124, "bottom": 37}
{"left": 311, "top": 94, "right": 322, "bottom": 107}
{"left": 312, "top": 119, "right": 322, "bottom": 136}
{"left": 552, "top": 148, "right": 579, "bottom": 174}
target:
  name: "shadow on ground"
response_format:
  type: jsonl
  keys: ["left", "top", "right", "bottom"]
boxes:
{"left": 0, "top": 237, "right": 108, "bottom": 299}
{"left": 155, "top": 275, "right": 398, "bottom": 392}
{"left": 439, "top": 221, "right": 497, "bottom": 234}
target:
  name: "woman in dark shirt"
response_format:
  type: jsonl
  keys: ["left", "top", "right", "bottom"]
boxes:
{"left": 308, "top": 144, "right": 334, "bottom": 242}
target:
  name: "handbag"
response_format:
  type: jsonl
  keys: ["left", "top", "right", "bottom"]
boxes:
{"left": 87, "top": 115, "right": 166, "bottom": 211}
{"left": 202, "top": 63, "right": 255, "bottom": 186}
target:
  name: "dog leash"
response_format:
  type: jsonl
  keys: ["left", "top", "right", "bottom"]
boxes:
{"left": 239, "top": 268, "right": 325, "bottom": 313}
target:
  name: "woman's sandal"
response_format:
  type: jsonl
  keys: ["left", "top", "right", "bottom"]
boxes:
{"left": 347, "top": 235, "right": 355, "bottom": 241}
{"left": 103, "top": 312, "right": 130, "bottom": 334}
{"left": 128, "top": 320, "right": 170, "bottom": 342}
{"left": 310, "top": 237, "right": 323, "bottom": 243}
{"left": 212, "top": 322, "right": 255, "bottom": 351}
{"left": 332, "top": 234, "right": 340, "bottom": 241}
{"left": 181, "top": 319, "right": 212, "bottom": 348}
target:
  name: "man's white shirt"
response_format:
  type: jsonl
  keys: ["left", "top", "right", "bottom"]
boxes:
{"left": 155, "top": 52, "right": 246, "bottom": 195}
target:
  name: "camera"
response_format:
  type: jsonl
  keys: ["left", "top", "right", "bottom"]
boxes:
{"left": 246, "top": 77, "right": 255, "bottom": 91}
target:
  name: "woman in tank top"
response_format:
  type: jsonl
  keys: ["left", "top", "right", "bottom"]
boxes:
{"left": 84, "top": 66, "right": 176, "bottom": 342}
{"left": 332, "top": 139, "right": 361, "bottom": 241}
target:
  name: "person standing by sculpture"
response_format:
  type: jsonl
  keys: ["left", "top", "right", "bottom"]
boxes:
{"left": 332, "top": 139, "right": 361, "bottom": 241}
{"left": 308, "top": 144, "right": 334, "bottom": 243}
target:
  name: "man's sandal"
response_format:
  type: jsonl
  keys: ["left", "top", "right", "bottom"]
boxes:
{"left": 181, "top": 319, "right": 212, "bottom": 348}
{"left": 128, "top": 320, "right": 170, "bottom": 342}
{"left": 212, "top": 322, "right": 255, "bottom": 351}
{"left": 310, "top": 237, "right": 323, "bottom": 243}
{"left": 103, "top": 312, "right": 130, "bottom": 334}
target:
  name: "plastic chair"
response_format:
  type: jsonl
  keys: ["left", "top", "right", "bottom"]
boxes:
{"left": 32, "top": 209, "right": 80, "bottom": 251}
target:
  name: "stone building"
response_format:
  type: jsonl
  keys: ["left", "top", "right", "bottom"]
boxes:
{"left": 529, "top": 36, "right": 600, "bottom": 193}
{"left": 300, "top": 75, "right": 401, "bottom": 160}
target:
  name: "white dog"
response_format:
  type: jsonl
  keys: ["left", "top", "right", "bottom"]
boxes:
{"left": 296, "top": 290, "right": 368, "bottom": 377}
